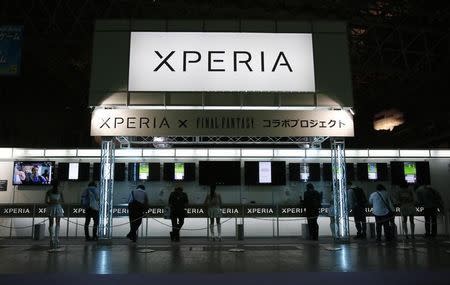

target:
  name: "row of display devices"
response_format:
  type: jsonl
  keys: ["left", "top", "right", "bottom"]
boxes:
{"left": 12, "top": 161, "right": 430, "bottom": 186}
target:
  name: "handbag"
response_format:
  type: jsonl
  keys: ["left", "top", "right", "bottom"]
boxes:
{"left": 129, "top": 191, "right": 149, "bottom": 213}
{"left": 376, "top": 191, "right": 395, "bottom": 217}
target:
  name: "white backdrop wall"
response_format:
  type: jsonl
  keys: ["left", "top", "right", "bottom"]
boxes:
{"left": 0, "top": 148, "right": 448, "bottom": 238}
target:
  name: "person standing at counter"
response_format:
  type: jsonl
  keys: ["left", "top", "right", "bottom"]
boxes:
{"left": 369, "top": 184, "right": 395, "bottom": 242}
{"left": 45, "top": 180, "right": 64, "bottom": 248}
{"left": 397, "top": 180, "right": 416, "bottom": 239}
{"left": 126, "top": 185, "right": 149, "bottom": 242}
{"left": 348, "top": 182, "right": 368, "bottom": 239}
{"left": 204, "top": 184, "right": 223, "bottom": 241}
{"left": 169, "top": 186, "right": 189, "bottom": 242}
{"left": 416, "top": 185, "right": 444, "bottom": 238}
{"left": 81, "top": 181, "right": 100, "bottom": 241}
{"left": 303, "top": 183, "right": 321, "bottom": 241}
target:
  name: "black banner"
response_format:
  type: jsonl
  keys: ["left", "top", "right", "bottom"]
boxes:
{"left": 0, "top": 204, "right": 426, "bottom": 217}
{"left": 0, "top": 204, "right": 34, "bottom": 217}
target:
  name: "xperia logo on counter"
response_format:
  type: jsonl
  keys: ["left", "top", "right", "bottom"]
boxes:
{"left": 128, "top": 32, "right": 315, "bottom": 92}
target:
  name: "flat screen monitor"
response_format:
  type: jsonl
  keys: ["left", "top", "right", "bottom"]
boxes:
{"left": 244, "top": 161, "right": 286, "bottom": 185}
{"left": 60, "top": 162, "right": 90, "bottom": 181}
{"left": 377, "top": 163, "right": 388, "bottom": 181}
{"left": 323, "top": 163, "right": 353, "bottom": 181}
{"left": 163, "top": 163, "right": 195, "bottom": 181}
{"left": 68, "top": 163, "right": 79, "bottom": 180}
{"left": 289, "top": 163, "right": 320, "bottom": 182}
{"left": 391, "top": 161, "right": 430, "bottom": 185}
{"left": 128, "top": 163, "right": 160, "bottom": 181}
{"left": 300, "top": 163, "right": 310, "bottom": 181}
{"left": 368, "top": 163, "right": 378, "bottom": 180}
{"left": 357, "top": 163, "right": 388, "bottom": 181}
{"left": 404, "top": 162, "right": 417, "bottom": 184}
{"left": 346, "top": 163, "right": 355, "bottom": 181}
{"left": 390, "top": 161, "right": 404, "bottom": 185}
{"left": 139, "top": 163, "right": 149, "bottom": 180}
{"left": 415, "top": 161, "right": 431, "bottom": 185}
{"left": 258, "top": 161, "right": 272, "bottom": 184}
{"left": 13, "top": 161, "right": 55, "bottom": 185}
{"left": 93, "top": 162, "right": 126, "bottom": 181}
{"left": 174, "top": 162, "right": 184, "bottom": 181}
{"left": 114, "top": 163, "right": 126, "bottom": 181}
{"left": 322, "top": 163, "right": 332, "bottom": 181}
{"left": 199, "top": 161, "right": 241, "bottom": 185}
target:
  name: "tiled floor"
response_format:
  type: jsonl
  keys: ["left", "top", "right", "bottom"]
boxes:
{"left": 1, "top": 236, "right": 450, "bottom": 274}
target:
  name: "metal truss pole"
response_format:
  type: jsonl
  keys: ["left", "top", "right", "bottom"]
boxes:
{"left": 98, "top": 138, "right": 115, "bottom": 241}
{"left": 331, "top": 138, "right": 349, "bottom": 242}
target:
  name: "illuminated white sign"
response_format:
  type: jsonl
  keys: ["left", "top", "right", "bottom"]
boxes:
{"left": 91, "top": 109, "right": 354, "bottom": 137}
{"left": 128, "top": 32, "right": 315, "bottom": 92}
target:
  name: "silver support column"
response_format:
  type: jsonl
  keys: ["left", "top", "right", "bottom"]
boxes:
{"left": 98, "top": 138, "right": 115, "bottom": 241}
{"left": 331, "top": 138, "right": 350, "bottom": 241}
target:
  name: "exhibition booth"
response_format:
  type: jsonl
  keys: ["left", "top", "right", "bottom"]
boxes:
{"left": 1, "top": 147, "right": 449, "bottom": 238}
{"left": 3, "top": 19, "right": 447, "bottom": 242}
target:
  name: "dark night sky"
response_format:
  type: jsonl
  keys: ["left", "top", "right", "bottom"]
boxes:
{"left": 0, "top": 0, "right": 449, "bottom": 149}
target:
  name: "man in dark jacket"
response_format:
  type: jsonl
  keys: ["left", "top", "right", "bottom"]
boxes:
{"left": 417, "top": 185, "right": 444, "bottom": 238}
{"left": 126, "top": 185, "right": 149, "bottom": 242}
{"left": 169, "top": 186, "right": 189, "bottom": 242}
{"left": 348, "top": 182, "right": 368, "bottom": 239}
{"left": 303, "top": 183, "right": 321, "bottom": 240}
{"left": 81, "top": 181, "right": 100, "bottom": 241}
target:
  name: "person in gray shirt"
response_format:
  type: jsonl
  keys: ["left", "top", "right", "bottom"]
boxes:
{"left": 369, "top": 184, "right": 395, "bottom": 242}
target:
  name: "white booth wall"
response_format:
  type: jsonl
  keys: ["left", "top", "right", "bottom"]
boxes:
{"left": 0, "top": 148, "right": 449, "bottom": 238}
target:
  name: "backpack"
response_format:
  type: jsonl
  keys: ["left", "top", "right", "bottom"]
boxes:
{"left": 81, "top": 188, "right": 91, "bottom": 209}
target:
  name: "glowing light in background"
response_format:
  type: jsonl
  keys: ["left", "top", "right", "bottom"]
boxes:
{"left": 373, "top": 109, "right": 404, "bottom": 131}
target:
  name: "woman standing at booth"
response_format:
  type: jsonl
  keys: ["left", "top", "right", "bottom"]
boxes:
{"left": 204, "top": 184, "right": 223, "bottom": 241}
{"left": 45, "top": 180, "right": 64, "bottom": 248}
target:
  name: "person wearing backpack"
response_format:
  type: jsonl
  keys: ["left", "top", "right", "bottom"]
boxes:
{"left": 126, "top": 185, "right": 149, "bottom": 242}
{"left": 81, "top": 181, "right": 100, "bottom": 241}
{"left": 303, "top": 183, "right": 321, "bottom": 241}
{"left": 348, "top": 182, "right": 368, "bottom": 239}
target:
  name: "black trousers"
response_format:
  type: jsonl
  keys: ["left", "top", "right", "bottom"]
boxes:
{"left": 353, "top": 206, "right": 367, "bottom": 236}
{"left": 84, "top": 208, "right": 99, "bottom": 238}
{"left": 171, "top": 215, "right": 185, "bottom": 240}
{"left": 128, "top": 204, "right": 144, "bottom": 241}
{"left": 306, "top": 209, "right": 319, "bottom": 240}
{"left": 375, "top": 213, "right": 394, "bottom": 241}
{"left": 424, "top": 207, "right": 437, "bottom": 237}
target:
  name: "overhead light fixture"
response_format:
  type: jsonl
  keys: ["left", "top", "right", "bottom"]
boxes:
{"left": 373, "top": 109, "right": 405, "bottom": 131}
{"left": 152, "top": 137, "right": 172, "bottom": 148}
